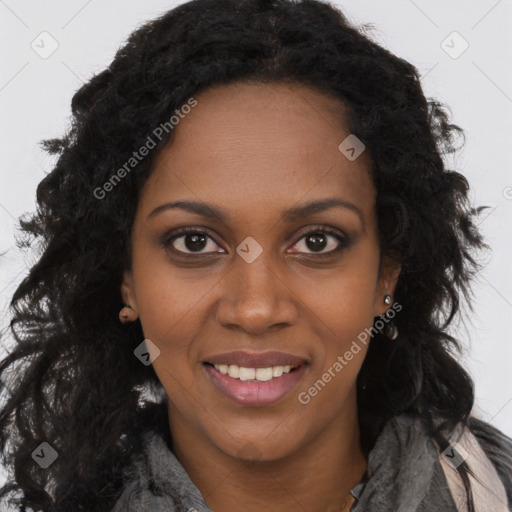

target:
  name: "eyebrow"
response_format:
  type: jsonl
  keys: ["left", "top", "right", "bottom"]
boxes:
{"left": 148, "top": 197, "right": 365, "bottom": 229}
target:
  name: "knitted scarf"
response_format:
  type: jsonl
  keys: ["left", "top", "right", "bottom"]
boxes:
{"left": 110, "top": 414, "right": 511, "bottom": 512}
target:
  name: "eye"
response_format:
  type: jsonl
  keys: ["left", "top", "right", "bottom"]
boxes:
{"left": 161, "top": 226, "right": 349, "bottom": 257}
{"left": 288, "top": 227, "right": 349, "bottom": 256}
{"left": 162, "top": 227, "right": 225, "bottom": 255}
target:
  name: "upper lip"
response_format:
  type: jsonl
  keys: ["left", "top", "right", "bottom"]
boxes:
{"left": 203, "top": 351, "right": 309, "bottom": 368}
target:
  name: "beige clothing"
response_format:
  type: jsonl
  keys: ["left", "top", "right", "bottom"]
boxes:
{"left": 437, "top": 425, "right": 509, "bottom": 511}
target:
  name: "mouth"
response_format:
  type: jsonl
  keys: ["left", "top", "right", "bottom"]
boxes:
{"left": 203, "top": 361, "right": 301, "bottom": 381}
{"left": 202, "top": 361, "right": 308, "bottom": 407}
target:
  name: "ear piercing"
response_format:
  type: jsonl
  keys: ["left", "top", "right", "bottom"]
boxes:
{"left": 119, "top": 305, "right": 138, "bottom": 323}
{"left": 383, "top": 294, "right": 399, "bottom": 340}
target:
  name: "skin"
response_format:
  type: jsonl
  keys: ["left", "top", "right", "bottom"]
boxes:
{"left": 121, "top": 82, "right": 401, "bottom": 512}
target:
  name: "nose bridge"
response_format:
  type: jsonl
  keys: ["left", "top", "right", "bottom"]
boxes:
{"left": 235, "top": 246, "right": 279, "bottom": 300}
{"left": 216, "top": 241, "right": 297, "bottom": 332}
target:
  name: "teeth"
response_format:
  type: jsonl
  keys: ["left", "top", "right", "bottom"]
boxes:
{"left": 256, "top": 367, "right": 273, "bottom": 381}
{"left": 239, "top": 367, "right": 255, "bottom": 381}
{"left": 273, "top": 366, "right": 283, "bottom": 378}
{"left": 213, "top": 364, "right": 295, "bottom": 381}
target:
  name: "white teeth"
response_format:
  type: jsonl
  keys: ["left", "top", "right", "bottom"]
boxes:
{"left": 227, "top": 365, "right": 238, "bottom": 378}
{"left": 239, "top": 367, "right": 255, "bottom": 381}
{"left": 212, "top": 363, "right": 296, "bottom": 381}
{"left": 272, "top": 366, "right": 284, "bottom": 378}
{"left": 255, "top": 367, "right": 273, "bottom": 381}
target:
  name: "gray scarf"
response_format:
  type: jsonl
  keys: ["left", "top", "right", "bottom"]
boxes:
{"left": 110, "top": 414, "right": 463, "bottom": 512}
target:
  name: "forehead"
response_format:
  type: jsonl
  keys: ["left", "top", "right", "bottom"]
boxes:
{"left": 141, "top": 82, "right": 375, "bottom": 223}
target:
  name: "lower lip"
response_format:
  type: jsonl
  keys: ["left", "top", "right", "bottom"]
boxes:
{"left": 203, "top": 363, "right": 307, "bottom": 407}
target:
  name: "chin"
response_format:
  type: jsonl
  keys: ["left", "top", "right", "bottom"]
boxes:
{"left": 211, "top": 428, "right": 303, "bottom": 464}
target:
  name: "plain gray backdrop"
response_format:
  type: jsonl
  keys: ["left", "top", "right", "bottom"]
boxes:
{"left": 1, "top": 0, "right": 511, "bottom": 494}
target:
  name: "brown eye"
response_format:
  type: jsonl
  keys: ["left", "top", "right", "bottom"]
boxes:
{"left": 162, "top": 228, "right": 225, "bottom": 255}
{"left": 160, "top": 225, "right": 349, "bottom": 259}
{"left": 289, "top": 227, "right": 349, "bottom": 256}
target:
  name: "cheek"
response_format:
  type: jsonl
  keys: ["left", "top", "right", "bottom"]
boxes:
{"left": 299, "top": 261, "right": 379, "bottom": 343}
{"left": 297, "top": 309, "right": 370, "bottom": 419}
{"left": 132, "top": 244, "right": 209, "bottom": 339}
{"left": 295, "top": 255, "right": 378, "bottom": 398}
{"left": 143, "top": 290, "right": 203, "bottom": 412}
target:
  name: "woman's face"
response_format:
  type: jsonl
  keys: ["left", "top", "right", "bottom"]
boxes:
{"left": 121, "top": 82, "right": 400, "bottom": 461}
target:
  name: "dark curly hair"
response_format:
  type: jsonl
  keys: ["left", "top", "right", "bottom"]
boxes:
{"left": 0, "top": 0, "right": 504, "bottom": 510}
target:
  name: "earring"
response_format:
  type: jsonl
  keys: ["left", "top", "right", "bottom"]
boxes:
{"left": 119, "top": 305, "right": 138, "bottom": 323}
{"left": 384, "top": 322, "right": 399, "bottom": 340}
{"left": 383, "top": 294, "right": 398, "bottom": 339}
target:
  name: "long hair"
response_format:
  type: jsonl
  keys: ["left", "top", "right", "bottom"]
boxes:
{"left": 0, "top": 1, "right": 500, "bottom": 510}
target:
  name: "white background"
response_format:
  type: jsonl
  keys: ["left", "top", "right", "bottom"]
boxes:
{"left": 1, "top": 0, "right": 511, "bottom": 499}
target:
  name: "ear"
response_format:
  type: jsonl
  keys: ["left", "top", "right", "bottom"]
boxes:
{"left": 373, "top": 255, "right": 401, "bottom": 317}
{"left": 120, "top": 270, "right": 138, "bottom": 313}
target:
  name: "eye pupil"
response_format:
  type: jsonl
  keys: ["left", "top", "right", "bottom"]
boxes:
{"left": 185, "top": 233, "right": 207, "bottom": 252}
{"left": 306, "top": 232, "right": 327, "bottom": 252}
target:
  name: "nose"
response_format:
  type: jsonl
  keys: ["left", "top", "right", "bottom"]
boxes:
{"left": 215, "top": 250, "right": 298, "bottom": 335}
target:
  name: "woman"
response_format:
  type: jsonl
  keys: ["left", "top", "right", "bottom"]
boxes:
{"left": 0, "top": 0, "right": 511, "bottom": 511}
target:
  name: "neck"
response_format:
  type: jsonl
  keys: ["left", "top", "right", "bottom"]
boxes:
{"left": 168, "top": 389, "right": 367, "bottom": 512}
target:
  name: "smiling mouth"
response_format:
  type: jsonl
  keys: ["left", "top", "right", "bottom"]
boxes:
{"left": 203, "top": 362, "right": 301, "bottom": 382}
{"left": 202, "top": 362, "right": 307, "bottom": 406}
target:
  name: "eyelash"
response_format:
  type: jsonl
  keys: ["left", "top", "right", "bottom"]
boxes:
{"left": 160, "top": 225, "right": 349, "bottom": 258}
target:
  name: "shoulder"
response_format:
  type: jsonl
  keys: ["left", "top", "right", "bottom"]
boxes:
{"left": 434, "top": 416, "right": 511, "bottom": 512}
